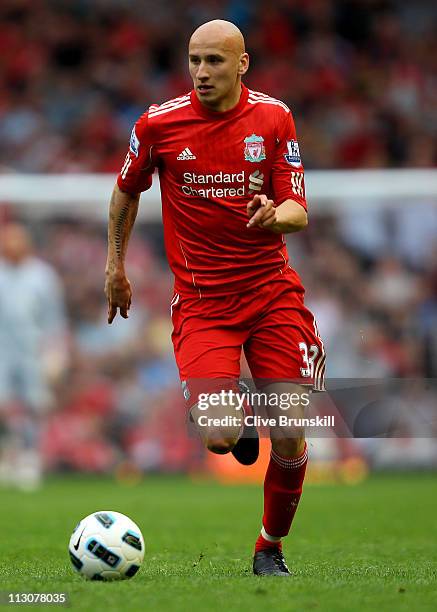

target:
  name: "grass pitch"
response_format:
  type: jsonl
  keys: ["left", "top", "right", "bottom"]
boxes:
{"left": 0, "top": 473, "right": 436, "bottom": 611}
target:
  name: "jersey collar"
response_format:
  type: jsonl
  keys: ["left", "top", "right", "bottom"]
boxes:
{"left": 190, "top": 84, "right": 249, "bottom": 120}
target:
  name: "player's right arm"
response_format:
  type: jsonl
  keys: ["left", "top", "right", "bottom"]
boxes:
{"left": 105, "top": 185, "right": 139, "bottom": 323}
{"left": 105, "top": 113, "right": 155, "bottom": 324}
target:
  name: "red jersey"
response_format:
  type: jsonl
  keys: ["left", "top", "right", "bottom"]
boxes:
{"left": 117, "top": 84, "right": 307, "bottom": 297}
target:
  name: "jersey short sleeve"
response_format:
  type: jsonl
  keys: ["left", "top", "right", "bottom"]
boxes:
{"left": 271, "top": 109, "right": 307, "bottom": 211}
{"left": 117, "top": 112, "right": 156, "bottom": 194}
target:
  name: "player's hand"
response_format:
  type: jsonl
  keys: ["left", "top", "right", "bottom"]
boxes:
{"left": 246, "top": 194, "right": 277, "bottom": 230}
{"left": 105, "top": 272, "right": 132, "bottom": 324}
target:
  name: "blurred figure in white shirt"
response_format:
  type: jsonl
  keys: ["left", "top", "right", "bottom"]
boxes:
{"left": 0, "top": 222, "right": 68, "bottom": 489}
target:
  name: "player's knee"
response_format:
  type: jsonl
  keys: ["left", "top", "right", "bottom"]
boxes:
{"left": 190, "top": 394, "right": 243, "bottom": 454}
{"left": 272, "top": 433, "right": 306, "bottom": 458}
{"left": 204, "top": 425, "right": 240, "bottom": 454}
{"left": 206, "top": 436, "right": 237, "bottom": 454}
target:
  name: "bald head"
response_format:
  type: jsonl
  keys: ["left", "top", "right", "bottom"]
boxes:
{"left": 188, "top": 20, "right": 249, "bottom": 112}
{"left": 190, "top": 20, "right": 245, "bottom": 56}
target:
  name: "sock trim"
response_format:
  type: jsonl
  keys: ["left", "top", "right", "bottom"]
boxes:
{"left": 261, "top": 526, "right": 281, "bottom": 542}
{"left": 271, "top": 443, "right": 308, "bottom": 470}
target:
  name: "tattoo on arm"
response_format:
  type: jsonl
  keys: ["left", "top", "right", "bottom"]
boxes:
{"left": 115, "top": 203, "right": 129, "bottom": 259}
{"left": 106, "top": 187, "right": 139, "bottom": 274}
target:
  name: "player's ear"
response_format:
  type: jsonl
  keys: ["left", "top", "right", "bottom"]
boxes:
{"left": 238, "top": 53, "right": 249, "bottom": 76}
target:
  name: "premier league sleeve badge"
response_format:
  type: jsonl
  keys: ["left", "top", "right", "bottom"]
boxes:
{"left": 284, "top": 140, "right": 301, "bottom": 167}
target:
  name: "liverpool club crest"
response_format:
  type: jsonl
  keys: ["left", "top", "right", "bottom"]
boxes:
{"left": 244, "top": 134, "right": 266, "bottom": 163}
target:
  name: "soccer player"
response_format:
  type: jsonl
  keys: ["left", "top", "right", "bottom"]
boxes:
{"left": 105, "top": 19, "right": 325, "bottom": 576}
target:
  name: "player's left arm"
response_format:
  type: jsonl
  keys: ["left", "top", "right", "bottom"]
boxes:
{"left": 247, "top": 195, "right": 307, "bottom": 233}
{"left": 247, "top": 108, "right": 308, "bottom": 234}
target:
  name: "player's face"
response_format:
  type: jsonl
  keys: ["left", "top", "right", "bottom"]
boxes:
{"left": 188, "top": 41, "right": 248, "bottom": 112}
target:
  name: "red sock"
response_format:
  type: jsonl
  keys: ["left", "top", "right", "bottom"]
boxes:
{"left": 255, "top": 533, "right": 282, "bottom": 553}
{"left": 255, "top": 443, "right": 308, "bottom": 552}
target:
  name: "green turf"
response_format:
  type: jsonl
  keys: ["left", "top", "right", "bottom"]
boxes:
{"left": 0, "top": 473, "right": 436, "bottom": 611}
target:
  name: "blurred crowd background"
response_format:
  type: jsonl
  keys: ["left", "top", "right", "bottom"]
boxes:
{"left": 0, "top": 0, "right": 436, "bottom": 487}
{"left": 0, "top": 0, "right": 436, "bottom": 172}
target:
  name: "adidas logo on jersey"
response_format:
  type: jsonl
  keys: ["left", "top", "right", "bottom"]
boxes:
{"left": 177, "top": 147, "right": 196, "bottom": 160}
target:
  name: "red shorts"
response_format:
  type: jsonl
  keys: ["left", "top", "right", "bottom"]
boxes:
{"left": 171, "top": 268, "right": 326, "bottom": 401}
